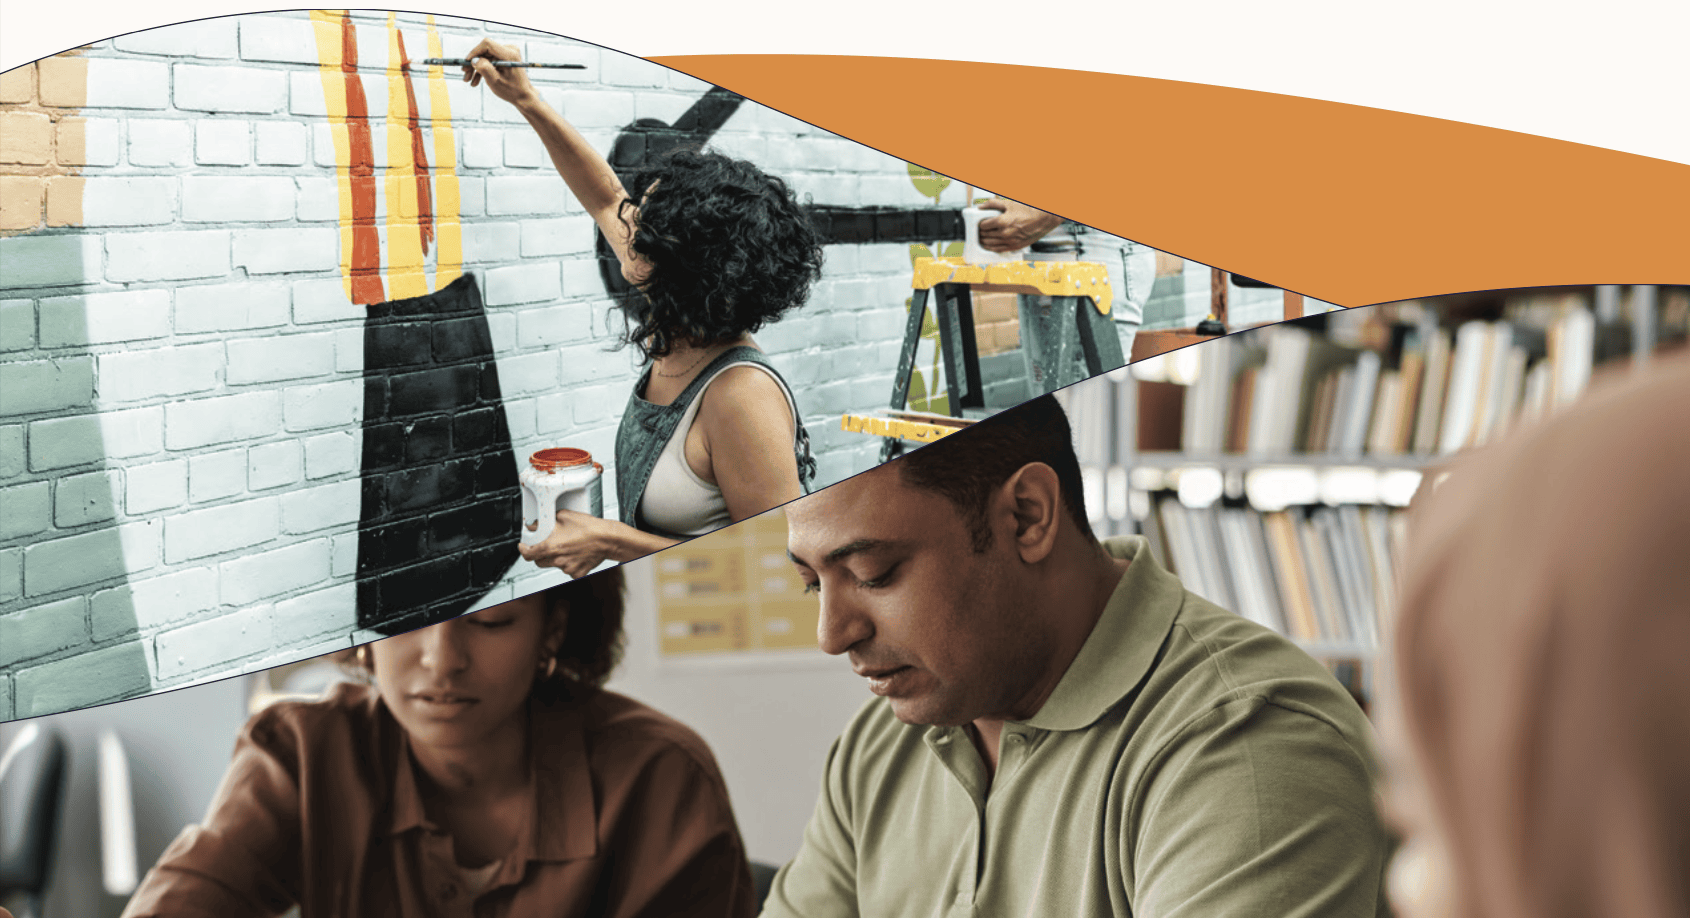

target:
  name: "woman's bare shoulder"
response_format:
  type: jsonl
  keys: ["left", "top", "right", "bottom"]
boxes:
{"left": 695, "top": 363, "right": 795, "bottom": 436}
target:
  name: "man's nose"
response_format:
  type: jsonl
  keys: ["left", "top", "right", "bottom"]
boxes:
{"left": 816, "top": 588, "right": 873, "bottom": 657}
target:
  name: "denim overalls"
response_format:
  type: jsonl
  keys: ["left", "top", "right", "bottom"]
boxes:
{"left": 613, "top": 346, "right": 815, "bottom": 537}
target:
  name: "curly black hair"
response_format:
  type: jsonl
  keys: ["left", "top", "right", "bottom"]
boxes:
{"left": 613, "top": 149, "right": 824, "bottom": 359}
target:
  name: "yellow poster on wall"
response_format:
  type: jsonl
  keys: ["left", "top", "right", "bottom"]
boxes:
{"left": 655, "top": 509, "right": 821, "bottom": 656}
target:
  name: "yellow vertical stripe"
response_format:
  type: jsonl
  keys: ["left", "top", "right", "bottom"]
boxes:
{"left": 383, "top": 13, "right": 426, "bottom": 300}
{"left": 309, "top": 10, "right": 356, "bottom": 303}
{"left": 426, "top": 16, "right": 462, "bottom": 290}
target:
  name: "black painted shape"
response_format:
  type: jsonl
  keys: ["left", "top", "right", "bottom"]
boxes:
{"left": 596, "top": 86, "right": 751, "bottom": 300}
{"left": 806, "top": 205, "right": 964, "bottom": 245}
{"left": 356, "top": 273, "right": 521, "bottom": 635}
{"left": 593, "top": 87, "right": 970, "bottom": 301}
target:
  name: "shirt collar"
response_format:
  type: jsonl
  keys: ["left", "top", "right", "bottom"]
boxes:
{"left": 386, "top": 694, "right": 600, "bottom": 863}
{"left": 1021, "top": 536, "right": 1185, "bottom": 731}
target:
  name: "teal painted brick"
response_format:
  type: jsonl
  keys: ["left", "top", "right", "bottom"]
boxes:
{"left": 0, "top": 482, "right": 51, "bottom": 540}
{"left": 1, "top": 226, "right": 98, "bottom": 287}
{"left": 12, "top": 639, "right": 152, "bottom": 716}
{"left": 53, "top": 469, "right": 120, "bottom": 528}
{"left": 0, "top": 357, "right": 94, "bottom": 417}
{"left": 0, "top": 595, "right": 87, "bottom": 666}
{"left": 0, "top": 547, "right": 20, "bottom": 603}
{"left": 1, "top": 300, "right": 35, "bottom": 352}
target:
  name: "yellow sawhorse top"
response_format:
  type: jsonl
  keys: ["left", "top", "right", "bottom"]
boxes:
{"left": 910, "top": 256, "right": 1113, "bottom": 316}
{"left": 841, "top": 410, "right": 974, "bottom": 445}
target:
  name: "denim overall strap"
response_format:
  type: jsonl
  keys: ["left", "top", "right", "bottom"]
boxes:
{"left": 613, "top": 347, "right": 814, "bottom": 533}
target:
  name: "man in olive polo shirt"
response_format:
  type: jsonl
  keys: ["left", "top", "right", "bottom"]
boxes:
{"left": 770, "top": 394, "right": 1390, "bottom": 917}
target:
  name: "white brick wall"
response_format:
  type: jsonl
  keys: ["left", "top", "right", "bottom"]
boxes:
{"left": 174, "top": 64, "right": 288, "bottom": 115}
{"left": 3, "top": 10, "right": 1155, "bottom": 719}
{"left": 114, "top": 18, "right": 240, "bottom": 59}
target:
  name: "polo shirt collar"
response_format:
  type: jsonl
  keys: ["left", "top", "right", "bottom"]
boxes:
{"left": 1021, "top": 536, "right": 1185, "bottom": 731}
{"left": 385, "top": 694, "right": 600, "bottom": 862}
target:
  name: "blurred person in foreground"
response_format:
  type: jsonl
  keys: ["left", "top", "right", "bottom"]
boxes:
{"left": 1380, "top": 350, "right": 1690, "bottom": 918}
{"left": 122, "top": 568, "right": 755, "bottom": 918}
{"left": 774, "top": 394, "right": 1391, "bottom": 917}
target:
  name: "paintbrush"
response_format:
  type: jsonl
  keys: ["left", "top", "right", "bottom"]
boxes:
{"left": 420, "top": 58, "right": 586, "bottom": 69}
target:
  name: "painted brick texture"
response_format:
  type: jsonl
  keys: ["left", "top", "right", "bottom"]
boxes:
{"left": 1, "top": 11, "right": 1171, "bottom": 719}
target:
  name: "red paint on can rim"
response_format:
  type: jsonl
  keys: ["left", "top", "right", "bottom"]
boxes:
{"left": 530, "top": 448, "right": 595, "bottom": 472}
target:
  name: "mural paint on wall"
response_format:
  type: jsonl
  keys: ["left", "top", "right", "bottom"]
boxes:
{"left": 422, "top": 21, "right": 462, "bottom": 289}
{"left": 306, "top": 11, "right": 463, "bottom": 305}
{"left": 382, "top": 12, "right": 431, "bottom": 300}
{"left": 310, "top": 10, "right": 383, "bottom": 305}
{"left": 355, "top": 273, "right": 520, "bottom": 636}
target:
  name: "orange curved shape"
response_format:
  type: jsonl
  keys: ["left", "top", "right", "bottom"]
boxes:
{"left": 650, "top": 55, "right": 1690, "bottom": 305}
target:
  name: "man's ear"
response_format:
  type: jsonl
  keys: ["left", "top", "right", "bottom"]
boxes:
{"left": 998, "top": 463, "right": 1063, "bottom": 564}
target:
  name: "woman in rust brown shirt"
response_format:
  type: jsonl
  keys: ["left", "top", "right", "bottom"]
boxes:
{"left": 121, "top": 569, "right": 756, "bottom": 918}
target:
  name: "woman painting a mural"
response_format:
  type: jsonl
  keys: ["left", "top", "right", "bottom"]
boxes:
{"left": 121, "top": 570, "right": 757, "bottom": 917}
{"left": 462, "top": 39, "right": 823, "bottom": 579}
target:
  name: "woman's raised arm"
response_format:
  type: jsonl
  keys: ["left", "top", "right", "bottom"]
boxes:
{"left": 462, "top": 39, "right": 644, "bottom": 281}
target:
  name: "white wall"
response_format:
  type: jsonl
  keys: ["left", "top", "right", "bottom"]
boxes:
{"left": 605, "top": 553, "right": 869, "bottom": 866}
{"left": 0, "top": 674, "right": 249, "bottom": 918}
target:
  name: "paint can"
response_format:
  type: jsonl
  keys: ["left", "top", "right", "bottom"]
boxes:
{"left": 962, "top": 207, "right": 1027, "bottom": 265}
{"left": 519, "top": 448, "right": 604, "bottom": 545}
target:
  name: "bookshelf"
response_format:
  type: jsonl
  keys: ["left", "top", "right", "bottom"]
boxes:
{"left": 1061, "top": 285, "right": 1687, "bottom": 704}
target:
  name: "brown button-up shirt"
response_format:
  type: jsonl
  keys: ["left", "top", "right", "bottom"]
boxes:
{"left": 121, "top": 682, "right": 755, "bottom": 918}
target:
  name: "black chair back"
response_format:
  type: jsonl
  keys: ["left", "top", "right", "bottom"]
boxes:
{"left": 0, "top": 725, "right": 69, "bottom": 918}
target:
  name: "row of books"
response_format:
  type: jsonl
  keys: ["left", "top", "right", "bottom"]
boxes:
{"left": 1180, "top": 308, "right": 1623, "bottom": 458}
{"left": 1141, "top": 495, "right": 1409, "bottom": 651}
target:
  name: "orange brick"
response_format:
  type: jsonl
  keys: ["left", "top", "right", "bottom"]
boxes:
{"left": 0, "top": 64, "right": 35, "bottom": 104}
{"left": 0, "top": 111, "right": 52, "bottom": 165}
{"left": 36, "top": 56, "right": 88, "bottom": 108}
{"left": 55, "top": 118, "right": 89, "bottom": 165}
{"left": 0, "top": 175, "right": 46, "bottom": 231}
{"left": 972, "top": 291, "right": 1018, "bottom": 324}
{"left": 993, "top": 321, "right": 1021, "bottom": 352}
{"left": 45, "top": 175, "right": 84, "bottom": 226}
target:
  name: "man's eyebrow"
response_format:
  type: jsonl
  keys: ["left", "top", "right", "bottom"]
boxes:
{"left": 786, "top": 539, "right": 890, "bottom": 567}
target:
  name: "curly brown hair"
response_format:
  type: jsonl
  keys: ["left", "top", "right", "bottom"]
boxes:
{"left": 537, "top": 566, "right": 627, "bottom": 698}
{"left": 342, "top": 567, "right": 627, "bottom": 701}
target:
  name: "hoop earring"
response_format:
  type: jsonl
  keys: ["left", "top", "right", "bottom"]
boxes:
{"left": 355, "top": 644, "right": 372, "bottom": 670}
{"left": 539, "top": 656, "right": 557, "bottom": 679}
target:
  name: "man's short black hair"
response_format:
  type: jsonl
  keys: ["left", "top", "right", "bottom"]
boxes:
{"left": 895, "top": 394, "right": 1095, "bottom": 551}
